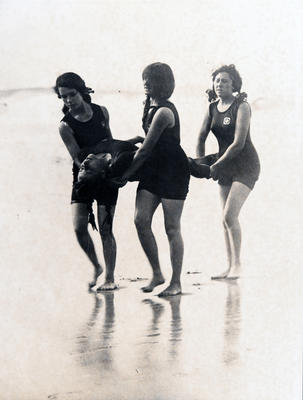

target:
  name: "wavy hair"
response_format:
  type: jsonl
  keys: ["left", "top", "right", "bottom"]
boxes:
{"left": 206, "top": 64, "right": 247, "bottom": 103}
{"left": 54, "top": 72, "right": 94, "bottom": 114}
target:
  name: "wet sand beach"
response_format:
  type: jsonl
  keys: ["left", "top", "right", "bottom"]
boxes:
{"left": 1, "top": 268, "right": 302, "bottom": 400}
{"left": 0, "top": 88, "right": 302, "bottom": 399}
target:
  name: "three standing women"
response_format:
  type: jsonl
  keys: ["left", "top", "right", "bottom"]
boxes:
{"left": 55, "top": 63, "right": 260, "bottom": 293}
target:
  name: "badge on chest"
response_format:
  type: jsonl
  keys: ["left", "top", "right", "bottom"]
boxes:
{"left": 223, "top": 117, "right": 231, "bottom": 125}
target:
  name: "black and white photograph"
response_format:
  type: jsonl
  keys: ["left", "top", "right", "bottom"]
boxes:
{"left": 1, "top": 0, "right": 302, "bottom": 399}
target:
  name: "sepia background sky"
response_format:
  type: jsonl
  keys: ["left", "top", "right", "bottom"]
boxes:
{"left": 1, "top": 0, "right": 302, "bottom": 100}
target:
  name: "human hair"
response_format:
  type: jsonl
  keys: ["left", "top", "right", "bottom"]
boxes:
{"left": 54, "top": 72, "right": 94, "bottom": 114}
{"left": 142, "top": 62, "right": 175, "bottom": 124}
{"left": 206, "top": 64, "right": 247, "bottom": 103}
{"left": 142, "top": 62, "right": 175, "bottom": 100}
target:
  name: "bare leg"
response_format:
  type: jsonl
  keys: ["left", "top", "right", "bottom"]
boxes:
{"left": 71, "top": 203, "right": 103, "bottom": 288}
{"left": 223, "top": 182, "right": 251, "bottom": 279}
{"left": 158, "top": 198, "right": 185, "bottom": 297}
{"left": 212, "top": 185, "right": 232, "bottom": 280}
{"left": 96, "top": 205, "right": 118, "bottom": 291}
{"left": 134, "top": 190, "right": 164, "bottom": 292}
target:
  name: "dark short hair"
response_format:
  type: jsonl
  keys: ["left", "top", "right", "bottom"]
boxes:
{"left": 142, "top": 62, "right": 175, "bottom": 99}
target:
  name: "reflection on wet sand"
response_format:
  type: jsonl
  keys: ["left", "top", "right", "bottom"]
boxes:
{"left": 142, "top": 299, "right": 164, "bottom": 343}
{"left": 222, "top": 281, "right": 241, "bottom": 365}
{"left": 77, "top": 292, "right": 116, "bottom": 372}
{"left": 142, "top": 295, "right": 183, "bottom": 361}
{"left": 166, "top": 296, "right": 182, "bottom": 359}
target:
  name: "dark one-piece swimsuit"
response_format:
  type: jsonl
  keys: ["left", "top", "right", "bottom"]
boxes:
{"left": 61, "top": 103, "right": 118, "bottom": 206}
{"left": 137, "top": 100, "right": 190, "bottom": 200}
{"left": 207, "top": 99, "right": 260, "bottom": 190}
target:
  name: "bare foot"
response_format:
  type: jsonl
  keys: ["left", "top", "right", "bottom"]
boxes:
{"left": 211, "top": 269, "right": 230, "bottom": 280}
{"left": 89, "top": 265, "right": 103, "bottom": 289}
{"left": 158, "top": 282, "right": 181, "bottom": 297}
{"left": 226, "top": 265, "right": 241, "bottom": 280}
{"left": 96, "top": 281, "right": 119, "bottom": 291}
{"left": 141, "top": 275, "right": 165, "bottom": 293}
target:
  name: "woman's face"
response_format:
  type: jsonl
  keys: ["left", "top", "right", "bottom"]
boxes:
{"left": 213, "top": 72, "right": 234, "bottom": 98}
{"left": 58, "top": 87, "right": 84, "bottom": 111}
{"left": 78, "top": 154, "right": 111, "bottom": 183}
{"left": 143, "top": 77, "right": 157, "bottom": 98}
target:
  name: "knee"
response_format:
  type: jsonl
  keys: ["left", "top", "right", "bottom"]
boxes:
{"left": 99, "top": 223, "right": 113, "bottom": 239}
{"left": 223, "top": 211, "right": 237, "bottom": 229}
{"left": 73, "top": 223, "right": 88, "bottom": 240}
{"left": 134, "top": 213, "right": 151, "bottom": 234}
{"left": 165, "top": 223, "right": 180, "bottom": 240}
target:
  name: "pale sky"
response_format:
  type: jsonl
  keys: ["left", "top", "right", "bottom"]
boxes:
{"left": 1, "top": 0, "right": 303, "bottom": 99}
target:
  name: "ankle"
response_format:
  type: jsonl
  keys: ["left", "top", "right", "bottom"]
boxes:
{"left": 105, "top": 275, "right": 114, "bottom": 283}
{"left": 153, "top": 270, "right": 163, "bottom": 278}
{"left": 170, "top": 279, "right": 181, "bottom": 287}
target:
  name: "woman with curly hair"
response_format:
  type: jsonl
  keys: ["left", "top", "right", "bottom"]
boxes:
{"left": 197, "top": 65, "right": 260, "bottom": 280}
{"left": 116, "top": 62, "right": 190, "bottom": 296}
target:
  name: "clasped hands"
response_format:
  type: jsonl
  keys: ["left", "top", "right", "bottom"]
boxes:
{"left": 209, "top": 162, "right": 222, "bottom": 181}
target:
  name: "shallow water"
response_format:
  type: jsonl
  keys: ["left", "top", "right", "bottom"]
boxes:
{"left": 1, "top": 90, "right": 302, "bottom": 399}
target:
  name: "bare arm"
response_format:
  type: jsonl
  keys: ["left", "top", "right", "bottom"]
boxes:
{"left": 196, "top": 107, "right": 211, "bottom": 157}
{"left": 121, "top": 107, "right": 174, "bottom": 181}
{"left": 125, "top": 136, "right": 145, "bottom": 145}
{"left": 59, "top": 122, "right": 81, "bottom": 167}
{"left": 100, "top": 106, "right": 113, "bottom": 139}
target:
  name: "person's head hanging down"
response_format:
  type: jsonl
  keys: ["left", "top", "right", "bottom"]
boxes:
{"left": 78, "top": 153, "right": 111, "bottom": 183}
{"left": 74, "top": 138, "right": 140, "bottom": 198}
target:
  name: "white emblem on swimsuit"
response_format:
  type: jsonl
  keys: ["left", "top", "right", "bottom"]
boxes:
{"left": 223, "top": 117, "right": 231, "bottom": 125}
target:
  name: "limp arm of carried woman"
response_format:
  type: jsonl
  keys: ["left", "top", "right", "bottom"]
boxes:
{"left": 112, "top": 107, "right": 174, "bottom": 187}
{"left": 59, "top": 122, "right": 82, "bottom": 167}
{"left": 196, "top": 108, "right": 211, "bottom": 157}
{"left": 210, "top": 102, "right": 251, "bottom": 180}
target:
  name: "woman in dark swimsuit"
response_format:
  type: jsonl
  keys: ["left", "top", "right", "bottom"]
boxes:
{"left": 55, "top": 72, "right": 123, "bottom": 291}
{"left": 197, "top": 65, "right": 260, "bottom": 280}
{"left": 116, "top": 63, "right": 190, "bottom": 296}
